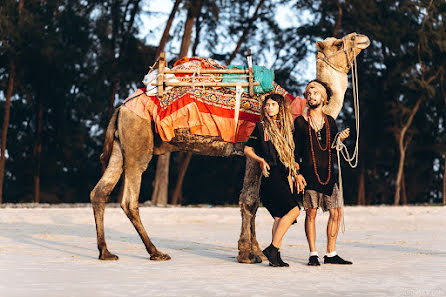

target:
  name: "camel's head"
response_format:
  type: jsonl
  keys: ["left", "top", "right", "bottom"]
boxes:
{"left": 316, "top": 32, "right": 370, "bottom": 73}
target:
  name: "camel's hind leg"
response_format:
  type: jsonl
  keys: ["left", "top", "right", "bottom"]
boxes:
{"left": 237, "top": 158, "right": 264, "bottom": 263}
{"left": 120, "top": 168, "right": 170, "bottom": 260}
{"left": 118, "top": 107, "right": 170, "bottom": 261}
{"left": 90, "top": 140, "right": 123, "bottom": 260}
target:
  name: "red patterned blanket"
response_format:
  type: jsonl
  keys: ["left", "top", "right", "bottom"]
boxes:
{"left": 124, "top": 57, "right": 305, "bottom": 143}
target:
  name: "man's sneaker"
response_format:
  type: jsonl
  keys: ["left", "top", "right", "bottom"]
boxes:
{"left": 307, "top": 255, "right": 320, "bottom": 266}
{"left": 323, "top": 255, "right": 353, "bottom": 265}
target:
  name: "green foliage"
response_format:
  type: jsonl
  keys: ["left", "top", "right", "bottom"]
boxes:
{"left": 0, "top": 0, "right": 444, "bottom": 204}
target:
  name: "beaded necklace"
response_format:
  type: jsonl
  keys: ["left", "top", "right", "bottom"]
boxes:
{"left": 309, "top": 116, "right": 328, "bottom": 150}
{"left": 308, "top": 114, "right": 331, "bottom": 185}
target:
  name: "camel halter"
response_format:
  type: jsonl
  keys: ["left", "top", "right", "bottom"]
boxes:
{"left": 317, "top": 36, "right": 355, "bottom": 73}
{"left": 317, "top": 35, "right": 361, "bottom": 234}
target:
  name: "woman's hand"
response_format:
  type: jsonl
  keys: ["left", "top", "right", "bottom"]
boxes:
{"left": 339, "top": 128, "right": 350, "bottom": 142}
{"left": 260, "top": 159, "right": 271, "bottom": 177}
{"left": 295, "top": 174, "right": 307, "bottom": 193}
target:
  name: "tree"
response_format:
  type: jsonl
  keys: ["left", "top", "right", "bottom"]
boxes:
{"left": 0, "top": 0, "right": 24, "bottom": 204}
{"left": 151, "top": 0, "right": 201, "bottom": 206}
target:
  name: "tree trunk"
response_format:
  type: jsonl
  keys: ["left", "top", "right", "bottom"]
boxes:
{"left": 33, "top": 100, "right": 43, "bottom": 203}
{"left": 394, "top": 97, "right": 422, "bottom": 205}
{"left": 401, "top": 170, "right": 407, "bottom": 205}
{"left": 333, "top": 0, "right": 342, "bottom": 37}
{"left": 394, "top": 147, "right": 405, "bottom": 205}
{"left": 155, "top": 0, "right": 182, "bottom": 59}
{"left": 226, "top": 0, "right": 265, "bottom": 65}
{"left": 443, "top": 153, "right": 446, "bottom": 205}
{"left": 151, "top": 154, "right": 170, "bottom": 205}
{"left": 357, "top": 165, "right": 365, "bottom": 205}
{"left": 191, "top": 1, "right": 203, "bottom": 56}
{"left": 171, "top": 152, "right": 193, "bottom": 205}
{"left": 0, "top": 62, "right": 16, "bottom": 204}
{"left": 179, "top": 0, "right": 201, "bottom": 58}
{"left": 108, "top": 80, "right": 118, "bottom": 117}
{"left": 152, "top": 0, "right": 200, "bottom": 205}
{"left": 171, "top": 0, "right": 203, "bottom": 204}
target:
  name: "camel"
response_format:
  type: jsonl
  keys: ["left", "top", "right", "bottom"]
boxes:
{"left": 90, "top": 32, "right": 370, "bottom": 263}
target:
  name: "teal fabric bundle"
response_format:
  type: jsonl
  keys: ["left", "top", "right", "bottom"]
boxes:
{"left": 222, "top": 65, "right": 274, "bottom": 93}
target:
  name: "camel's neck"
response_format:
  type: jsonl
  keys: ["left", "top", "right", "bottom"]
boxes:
{"left": 316, "top": 59, "right": 348, "bottom": 119}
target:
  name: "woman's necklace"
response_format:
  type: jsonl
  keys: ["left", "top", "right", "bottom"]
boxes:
{"left": 273, "top": 118, "right": 281, "bottom": 130}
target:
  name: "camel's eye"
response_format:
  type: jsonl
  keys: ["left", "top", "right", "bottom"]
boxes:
{"left": 335, "top": 41, "right": 343, "bottom": 48}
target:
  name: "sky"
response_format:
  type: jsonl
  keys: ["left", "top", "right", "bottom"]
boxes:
{"left": 138, "top": 0, "right": 316, "bottom": 92}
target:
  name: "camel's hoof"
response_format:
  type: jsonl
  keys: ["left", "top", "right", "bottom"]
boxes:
{"left": 252, "top": 254, "right": 263, "bottom": 263}
{"left": 150, "top": 252, "right": 171, "bottom": 261}
{"left": 237, "top": 252, "right": 262, "bottom": 264}
{"left": 99, "top": 250, "right": 119, "bottom": 261}
{"left": 256, "top": 252, "right": 267, "bottom": 261}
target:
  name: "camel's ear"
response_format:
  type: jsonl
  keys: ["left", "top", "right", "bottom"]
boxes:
{"left": 316, "top": 41, "right": 325, "bottom": 51}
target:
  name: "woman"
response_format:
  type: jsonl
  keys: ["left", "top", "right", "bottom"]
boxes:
{"left": 244, "top": 93, "right": 306, "bottom": 267}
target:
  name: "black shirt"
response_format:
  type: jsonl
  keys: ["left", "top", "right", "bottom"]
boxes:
{"left": 245, "top": 121, "right": 281, "bottom": 167}
{"left": 293, "top": 115, "right": 338, "bottom": 195}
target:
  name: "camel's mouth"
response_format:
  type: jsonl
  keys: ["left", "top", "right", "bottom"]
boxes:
{"left": 354, "top": 35, "right": 371, "bottom": 49}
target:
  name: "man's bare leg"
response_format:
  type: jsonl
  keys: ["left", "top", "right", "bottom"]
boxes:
{"left": 324, "top": 208, "right": 352, "bottom": 264}
{"left": 305, "top": 208, "right": 320, "bottom": 266}
{"left": 326, "top": 208, "right": 341, "bottom": 253}
{"left": 305, "top": 208, "right": 318, "bottom": 252}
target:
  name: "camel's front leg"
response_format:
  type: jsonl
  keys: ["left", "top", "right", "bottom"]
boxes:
{"left": 90, "top": 141, "right": 123, "bottom": 260}
{"left": 237, "top": 158, "right": 263, "bottom": 263}
{"left": 249, "top": 201, "right": 266, "bottom": 260}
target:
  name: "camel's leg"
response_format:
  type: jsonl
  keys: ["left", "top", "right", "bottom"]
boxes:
{"left": 120, "top": 168, "right": 171, "bottom": 260}
{"left": 250, "top": 202, "right": 266, "bottom": 260}
{"left": 118, "top": 107, "right": 170, "bottom": 261}
{"left": 237, "top": 158, "right": 263, "bottom": 263}
{"left": 90, "top": 140, "right": 123, "bottom": 260}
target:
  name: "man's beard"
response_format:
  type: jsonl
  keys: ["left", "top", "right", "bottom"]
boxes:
{"left": 308, "top": 101, "right": 321, "bottom": 109}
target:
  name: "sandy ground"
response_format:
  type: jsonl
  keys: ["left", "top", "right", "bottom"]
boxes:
{"left": 0, "top": 205, "right": 445, "bottom": 297}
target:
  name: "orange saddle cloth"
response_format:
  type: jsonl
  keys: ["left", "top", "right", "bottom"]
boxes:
{"left": 124, "top": 57, "right": 305, "bottom": 143}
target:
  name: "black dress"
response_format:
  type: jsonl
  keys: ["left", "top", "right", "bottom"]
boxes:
{"left": 245, "top": 122, "right": 300, "bottom": 219}
{"left": 293, "top": 115, "right": 338, "bottom": 196}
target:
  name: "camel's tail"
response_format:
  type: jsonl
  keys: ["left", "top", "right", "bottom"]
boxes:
{"left": 100, "top": 107, "right": 120, "bottom": 172}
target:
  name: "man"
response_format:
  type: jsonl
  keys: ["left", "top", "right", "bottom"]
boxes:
{"left": 293, "top": 80, "right": 352, "bottom": 266}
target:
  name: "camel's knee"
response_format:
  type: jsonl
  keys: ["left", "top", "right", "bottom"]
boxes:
{"left": 128, "top": 205, "right": 140, "bottom": 219}
{"left": 240, "top": 199, "right": 258, "bottom": 215}
{"left": 91, "top": 170, "right": 123, "bottom": 204}
{"left": 120, "top": 201, "right": 130, "bottom": 216}
{"left": 90, "top": 185, "right": 109, "bottom": 204}
{"left": 121, "top": 201, "right": 140, "bottom": 219}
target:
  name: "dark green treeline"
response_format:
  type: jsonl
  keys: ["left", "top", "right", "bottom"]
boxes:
{"left": 0, "top": 0, "right": 444, "bottom": 205}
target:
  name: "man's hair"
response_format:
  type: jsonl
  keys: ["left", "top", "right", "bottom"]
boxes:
{"left": 308, "top": 79, "right": 332, "bottom": 103}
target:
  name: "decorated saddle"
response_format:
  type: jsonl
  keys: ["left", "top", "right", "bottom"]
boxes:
{"left": 124, "top": 57, "right": 305, "bottom": 143}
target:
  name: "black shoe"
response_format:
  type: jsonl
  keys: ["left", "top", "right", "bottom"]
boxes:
{"left": 324, "top": 255, "right": 353, "bottom": 265}
{"left": 277, "top": 252, "right": 289, "bottom": 267}
{"left": 262, "top": 244, "right": 280, "bottom": 267}
{"left": 307, "top": 255, "right": 320, "bottom": 266}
